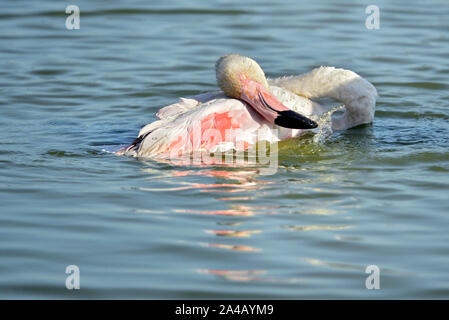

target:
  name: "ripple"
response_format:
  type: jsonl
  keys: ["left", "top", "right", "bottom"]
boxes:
{"left": 0, "top": 8, "right": 251, "bottom": 20}
{"left": 45, "top": 150, "right": 83, "bottom": 158}
{"left": 205, "top": 229, "right": 262, "bottom": 237}
{"left": 378, "top": 81, "right": 448, "bottom": 90}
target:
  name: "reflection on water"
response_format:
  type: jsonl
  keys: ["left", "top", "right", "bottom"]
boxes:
{"left": 301, "top": 258, "right": 406, "bottom": 276}
{"left": 198, "top": 269, "right": 266, "bottom": 282}
{"left": 132, "top": 158, "right": 359, "bottom": 287}
{"left": 201, "top": 243, "right": 261, "bottom": 252}
{"left": 175, "top": 205, "right": 276, "bottom": 216}
{"left": 141, "top": 166, "right": 276, "bottom": 255}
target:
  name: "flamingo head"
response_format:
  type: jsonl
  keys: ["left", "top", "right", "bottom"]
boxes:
{"left": 215, "top": 54, "right": 318, "bottom": 130}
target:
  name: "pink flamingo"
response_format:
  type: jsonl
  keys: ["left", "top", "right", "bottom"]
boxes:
{"left": 119, "top": 55, "right": 377, "bottom": 158}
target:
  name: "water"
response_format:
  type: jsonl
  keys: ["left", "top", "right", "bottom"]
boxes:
{"left": 1, "top": 0, "right": 449, "bottom": 299}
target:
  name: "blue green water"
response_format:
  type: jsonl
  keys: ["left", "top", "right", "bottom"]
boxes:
{"left": 1, "top": 0, "right": 449, "bottom": 298}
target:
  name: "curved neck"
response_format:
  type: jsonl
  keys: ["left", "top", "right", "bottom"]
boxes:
{"left": 268, "top": 66, "right": 377, "bottom": 130}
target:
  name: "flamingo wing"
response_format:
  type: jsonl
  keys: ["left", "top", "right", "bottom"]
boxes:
{"left": 137, "top": 96, "right": 278, "bottom": 157}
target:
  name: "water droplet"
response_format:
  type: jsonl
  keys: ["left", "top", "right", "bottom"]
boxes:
{"left": 310, "top": 105, "right": 344, "bottom": 144}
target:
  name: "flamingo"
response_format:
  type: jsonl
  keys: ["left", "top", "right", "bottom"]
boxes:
{"left": 118, "top": 54, "right": 377, "bottom": 158}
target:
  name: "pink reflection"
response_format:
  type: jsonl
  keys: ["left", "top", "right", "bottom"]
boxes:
{"left": 175, "top": 204, "right": 277, "bottom": 217}
{"left": 205, "top": 230, "right": 261, "bottom": 237}
{"left": 202, "top": 243, "right": 261, "bottom": 252}
{"left": 197, "top": 269, "right": 266, "bottom": 282}
{"left": 138, "top": 162, "right": 281, "bottom": 256}
{"left": 217, "top": 196, "right": 253, "bottom": 201}
{"left": 147, "top": 155, "right": 261, "bottom": 168}
{"left": 197, "top": 269, "right": 303, "bottom": 284}
{"left": 175, "top": 169, "right": 273, "bottom": 193}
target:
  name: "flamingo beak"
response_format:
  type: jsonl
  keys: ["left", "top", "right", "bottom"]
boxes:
{"left": 240, "top": 79, "right": 318, "bottom": 130}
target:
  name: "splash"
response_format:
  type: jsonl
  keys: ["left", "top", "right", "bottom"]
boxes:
{"left": 310, "top": 105, "right": 345, "bottom": 144}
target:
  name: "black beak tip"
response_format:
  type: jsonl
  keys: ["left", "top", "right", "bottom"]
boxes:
{"left": 308, "top": 119, "right": 319, "bottom": 129}
{"left": 274, "top": 110, "right": 319, "bottom": 130}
